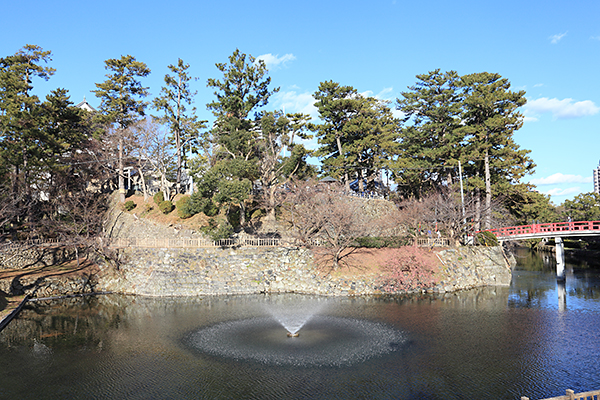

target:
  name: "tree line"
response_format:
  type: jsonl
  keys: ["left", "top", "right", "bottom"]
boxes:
{"left": 1, "top": 44, "right": 595, "bottom": 247}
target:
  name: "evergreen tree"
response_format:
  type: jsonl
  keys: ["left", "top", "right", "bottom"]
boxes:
{"left": 313, "top": 81, "right": 397, "bottom": 193}
{"left": 458, "top": 72, "right": 533, "bottom": 229}
{"left": 153, "top": 58, "right": 207, "bottom": 194}
{"left": 256, "top": 110, "right": 313, "bottom": 218}
{"left": 0, "top": 45, "right": 55, "bottom": 202}
{"left": 93, "top": 55, "right": 150, "bottom": 203}
{"left": 563, "top": 192, "right": 600, "bottom": 222}
{"left": 206, "top": 49, "right": 278, "bottom": 226}
{"left": 395, "top": 70, "right": 463, "bottom": 198}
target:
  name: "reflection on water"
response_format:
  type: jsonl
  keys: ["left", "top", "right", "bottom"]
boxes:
{"left": 1, "top": 249, "right": 599, "bottom": 400}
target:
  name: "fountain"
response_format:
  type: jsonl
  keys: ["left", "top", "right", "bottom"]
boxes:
{"left": 187, "top": 294, "right": 405, "bottom": 366}
{"left": 263, "top": 295, "right": 325, "bottom": 337}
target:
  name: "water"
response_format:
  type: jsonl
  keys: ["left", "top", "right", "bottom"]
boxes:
{"left": 1, "top": 248, "right": 600, "bottom": 399}
{"left": 263, "top": 294, "right": 327, "bottom": 335}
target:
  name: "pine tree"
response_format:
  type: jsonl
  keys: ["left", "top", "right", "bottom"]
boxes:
{"left": 93, "top": 55, "right": 150, "bottom": 203}
{"left": 395, "top": 70, "right": 463, "bottom": 198}
{"left": 206, "top": 49, "right": 278, "bottom": 226}
{"left": 153, "top": 59, "right": 207, "bottom": 194}
{"left": 458, "top": 72, "right": 533, "bottom": 229}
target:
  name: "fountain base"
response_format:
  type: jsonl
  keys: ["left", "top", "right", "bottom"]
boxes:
{"left": 287, "top": 332, "right": 299, "bottom": 338}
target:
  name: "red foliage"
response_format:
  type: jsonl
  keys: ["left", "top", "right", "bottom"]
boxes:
{"left": 381, "top": 246, "right": 439, "bottom": 292}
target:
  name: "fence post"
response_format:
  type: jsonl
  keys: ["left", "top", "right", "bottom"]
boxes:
{"left": 566, "top": 389, "right": 575, "bottom": 400}
{"left": 520, "top": 397, "right": 529, "bottom": 400}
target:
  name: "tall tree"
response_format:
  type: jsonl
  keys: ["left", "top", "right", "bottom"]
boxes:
{"left": 93, "top": 55, "right": 150, "bottom": 203}
{"left": 563, "top": 192, "right": 600, "bottom": 222}
{"left": 458, "top": 72, "right": 533, "bottom": 229}
{"left": 153, "top": 58, "right": 207, "bottom": 194}
{"left": 313, "top": 81, "right": 397, "bottom": 193}
{"left": 312, "top": 81, "right": 359, "bottom": 191}
{"left": 256, "top": 110, "right": 313, "bottom": 219}
{"left": 0, "top": 45, "right": 55, "bottom": 203}
{"left": 395, "top": 70, "right": 463, "bottom": 198}
{"left": 206, "top": 49, "right": 278, "bottom": 226}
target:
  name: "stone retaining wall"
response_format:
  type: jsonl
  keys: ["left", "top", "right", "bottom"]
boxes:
{"left": 0, "top": 244, "right": 515, "bottom": 298}
{"left": 0, "top": 273, "right": 98, "bottom": 298}
{"left": 94, "top": 245, "right": 514, "bottom": 297}
{"left": 0, "top": 246, "right": 76, "bottom": 270}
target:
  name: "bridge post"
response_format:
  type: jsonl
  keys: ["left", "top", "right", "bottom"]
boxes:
{"left": 555, "top": 237, "right": 565, "bottom": 280}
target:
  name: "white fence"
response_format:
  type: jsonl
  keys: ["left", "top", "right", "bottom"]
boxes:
{"left": 522, "top": 388, "right": 600, "bottom": 400}
{"left": 106, "top": 237, "right": 283, "bottom": 248}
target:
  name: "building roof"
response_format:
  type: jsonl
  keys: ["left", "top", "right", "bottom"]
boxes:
{"left": 75, "top": 96, "right": 97, "bottom": 112}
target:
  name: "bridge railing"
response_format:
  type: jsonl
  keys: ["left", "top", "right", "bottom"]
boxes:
{"left": 485, "top": 221, "right": 600, "bottom": 238}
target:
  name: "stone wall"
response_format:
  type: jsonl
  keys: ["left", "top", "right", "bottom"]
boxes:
{"left": 93, "top": 245, "right": 514, "bottom": 297}
{"left": 0, "top": 273, "right": 98, "bottom": 298}
{"left": 435, "top": 247, "right": 515, "bottom": 293}
{"left": 0, "top": 246, "right": 76, "bottom": 270}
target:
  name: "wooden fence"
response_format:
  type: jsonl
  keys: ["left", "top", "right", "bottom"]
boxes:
{"left": 107, "top": 237, "right": 284, "bottom": 248}
{"left": 0, "top": 238, "right": 62, "bottom": 251}
{"left": 415, "top": 238, "right": 450, "bottom": 247}
{"left": 522, "top": 388, "right": 600, "bottom": 400}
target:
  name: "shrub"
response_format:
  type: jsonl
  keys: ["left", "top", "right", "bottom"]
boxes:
{"left": 176, "top": 196, "right": 192, "bottom": 219}
{"left": 476, "top": 231, "right": 499, "bottom": 246}
{"left": 250, "top": 209, "right": 264, "bottom": 220}
{"left": 153, "top": 191, "right": 164, "bottom": 205}
{"left": 188, "top": 193, "right": 219, "bottom": 217}
{"left": 124, "top": 200, "right": 136, "bottom": 211}
{"left": 381, "top": 246, "right": 439, "bottom": 292}
{"left": 159, "top": 200, "right": 174, "bottom": 214}
{"left": 355, "top": 236, "right": 408, "bottom": 248}
{"left": 201, "top": 217, "right": 233, "bottom": 241}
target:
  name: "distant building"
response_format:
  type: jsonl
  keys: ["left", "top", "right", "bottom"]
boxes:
{"left": 75, "top": 97, "right": 96, "bottom": 112}
{"left": 594, "top": 161, "right": 600, "bottom": 195}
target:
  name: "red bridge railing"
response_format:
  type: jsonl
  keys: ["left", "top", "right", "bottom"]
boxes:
{"left": 485, "top": 221, "right": 600, "bottom": 239}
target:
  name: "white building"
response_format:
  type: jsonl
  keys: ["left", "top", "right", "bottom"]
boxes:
{"left": 594, "top": 161, "right": 600, "bottom": 195}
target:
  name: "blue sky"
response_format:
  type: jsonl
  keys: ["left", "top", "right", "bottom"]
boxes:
{"left": 3, "top": 0, "right": 599, "bottom": 205}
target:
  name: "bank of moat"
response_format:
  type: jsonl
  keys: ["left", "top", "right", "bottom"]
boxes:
{"left": 94, "top": 245, "right": 513, "bottom": 297}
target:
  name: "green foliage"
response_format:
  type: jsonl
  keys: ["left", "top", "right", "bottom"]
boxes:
{"left": 159, "top": 200, "right": 174, "bottom": 214}
{"left": 395, "top": 70, "right": 534, "bottom": 227}
{"left": 355, "top": 236, "right": 408, "bottom": 248}
{"left": 205, "top": 49, "right": 280, "bottom": 226}
{"left": 312, "top": 81, "right": 398, "bottom": 191}
{"left": 175, "top": 196, "right": 192, "bottom": 219}
{"left": 250, "top": 209, "right": 264, "bottom": 220}
{"left": 476, "top": 231, "right": 499, "bottom": 246}
{"left": 92, "top": 55, "right": 150, "bottom": 129}
{"left": 153, "top": 58, "right": 207, "bottom": 193}
{"left": 500, "top": 183, "right": 559, "bottom": 224}
{"left": 562, "top": 192, "right": 600, "bottom": 221}
{"left": 394, "top": 70, "right": 462, "bottom": 197}
{"left": 153, "top": 191, "right": 164, "bottom": 205}
{"left": 124, "top": 200, "right": 136, "bottom": 211}
{"left": 188, "top": 192, "right": 219, "bottom": 217}
{"left": 201, "top": 217, "right": 233, "bottom": 241}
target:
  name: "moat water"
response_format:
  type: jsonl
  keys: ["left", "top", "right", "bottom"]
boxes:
{"left": 1, "top": 248, "right": 600, "bottom": 399}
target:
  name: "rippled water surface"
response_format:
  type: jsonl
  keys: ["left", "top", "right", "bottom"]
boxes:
{"left": 1, "top": 248, "right": 600, "bottom": 399}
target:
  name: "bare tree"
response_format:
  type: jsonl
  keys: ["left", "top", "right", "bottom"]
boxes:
{"left": 282, "top": 179, "right": 398, "bottom": 269}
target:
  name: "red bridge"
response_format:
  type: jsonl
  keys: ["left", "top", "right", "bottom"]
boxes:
{"left": 486, "top": 221, "right": 600, "bottom": 241}
{"left": 483, "top": 220, "right": 600, "bottom": 280}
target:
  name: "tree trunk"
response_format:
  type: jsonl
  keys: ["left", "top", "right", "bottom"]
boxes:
{"left": 484, "top": 147, "right": 492, "bottom": 230}
{"left": 137, "top": 159, "right": 149, "bottom": 201}
{"left": 474, "top": 187, "right": 481, "bottom": 232}
{"left": 239, "top": 201, "right": 246, "bottom": 226}
{"left": 118, "top": 133, "right": 125, "bottom": 203}
{"left": 335, "top": 135, "right": 350, "bottom": 192}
